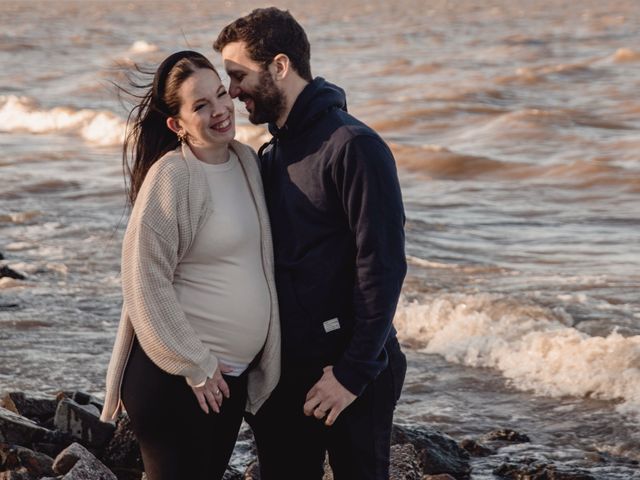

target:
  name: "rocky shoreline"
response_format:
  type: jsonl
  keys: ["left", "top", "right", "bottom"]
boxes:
{"left": 0, "top": 390, "right": 607, "bottom": 480}
{"left": 0, "top": 251, "right": 623, "bottom": 479}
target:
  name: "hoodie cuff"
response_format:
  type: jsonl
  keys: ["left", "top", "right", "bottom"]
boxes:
{"left": 332, "top": 353, "right": 386, "bottom": 397}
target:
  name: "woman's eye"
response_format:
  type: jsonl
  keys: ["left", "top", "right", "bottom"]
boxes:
{"left": 194, "top": 104, "right": 205, "bottom": 111}
{"left": 218, "top": 90, "right": 228, "bottom": 98}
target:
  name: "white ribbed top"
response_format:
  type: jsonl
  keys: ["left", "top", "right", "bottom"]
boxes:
{"left": 173, "top": 151, "right": 270, "bottom": 376}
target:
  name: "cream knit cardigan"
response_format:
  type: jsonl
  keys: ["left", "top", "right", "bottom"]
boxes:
{"left": 100, "top": 140, "right": 280, "bottom": 422}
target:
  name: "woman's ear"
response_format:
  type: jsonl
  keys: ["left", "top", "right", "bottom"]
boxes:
{"left": 166, "top": 116, "right": 181, "bottom": 135}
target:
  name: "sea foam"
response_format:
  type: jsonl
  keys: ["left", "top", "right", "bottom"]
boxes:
{"left": 128, "top": 40, "right": 158, "bottom": 54}
{"left": 0, "top": 95, "right": 125, "bottom": 146}
{"left": 0, "top": 95, "right": 271, "bottom": 149}
{"left": 394, "top": 293, "right": 640, "bottom": 417}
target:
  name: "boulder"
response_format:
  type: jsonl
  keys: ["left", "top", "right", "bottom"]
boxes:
{"left": 1, "top": 408, "right": 56, "bottom": 447}
{"left": 459, "top": 438, "right": 495, "bottom": 457}
{"left": 1, "top": 393, "right": 57, "bottom": 426}
{"left": 483, "top": 429, "right": 530, "bottom": 444}
{"left": 0, "top": 407, "right": 71, "bottom": 459}
{"left": 0, "top": 442, "right": 54, "bottom": 477}
{"left": 243, "top": 460, "right": 260, "bottom": 479}
{"left": 68, "top": 392, "right": 104, "bottom": 414}
{"left": 391, "top": 424, "right": 471, "bottom": 479}
{"left": 389, "top": 443, "right": 422, "bottom": 480}
{"left": 101, "top": 415, "right": 142, "bottom": 478}
{"left": 494, "top": 460, "right": 596, "bottom": 479}
{"left": 242, "top": 424, "right": 471, "bottom": 479}
{"left": 54, "top": 398, "right": 114, "bottom": 449}
{"left": 0, "top": 266, "right": 25, "bottom": 280}
{"left": 52, "top": 442, "right": 116, "bottom": 480}
{"left": 0, "top": 468, "right": 33, "bottom": 479}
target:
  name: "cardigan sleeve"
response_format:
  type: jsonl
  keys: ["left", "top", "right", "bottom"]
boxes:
{"left": 121, "top": 161, "right": 218, "bottom": 386}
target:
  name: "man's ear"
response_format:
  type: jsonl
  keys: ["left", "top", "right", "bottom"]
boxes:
{"left": 166, "top": 116, "right": 181, "bottom": 135}
{"left": 271, "top": 53, "right": 291, "bottom": 81}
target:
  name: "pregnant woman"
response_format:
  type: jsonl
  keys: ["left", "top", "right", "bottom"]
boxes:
{"left": 100, "top": 50, "right": 280, "bottom": 480}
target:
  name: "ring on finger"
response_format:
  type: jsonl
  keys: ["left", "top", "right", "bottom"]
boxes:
{"left": 215, "top": 389, "right": 221, "bottom": 396}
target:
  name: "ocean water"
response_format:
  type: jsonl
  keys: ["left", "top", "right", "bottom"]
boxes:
{"left": 1, "top": 0, "right": 639, "bottom": 478}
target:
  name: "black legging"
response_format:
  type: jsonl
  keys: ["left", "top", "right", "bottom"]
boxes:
{"left": 121, "top": 338, "right": 247, "bottom": 480}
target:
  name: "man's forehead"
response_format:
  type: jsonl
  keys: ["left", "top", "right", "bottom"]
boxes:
{"left": 222, "top": 42, "right": 262, "bottom": 72}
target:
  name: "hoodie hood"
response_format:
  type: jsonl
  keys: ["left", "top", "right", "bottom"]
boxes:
{"left": 268, "top": 77, "right": 347, "bottom": 139}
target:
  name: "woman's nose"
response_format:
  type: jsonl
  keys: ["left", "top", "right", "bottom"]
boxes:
{"left": 212, "top": 104, "right": 227, "bottom": 117}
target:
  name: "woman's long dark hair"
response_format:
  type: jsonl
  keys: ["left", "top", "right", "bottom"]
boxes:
{"left": 122, "top": 51, "right": 218, "bottom": 206}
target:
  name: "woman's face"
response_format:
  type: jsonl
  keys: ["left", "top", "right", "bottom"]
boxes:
{"left": 175, "top": 68, "right": 235, "bottom": 148}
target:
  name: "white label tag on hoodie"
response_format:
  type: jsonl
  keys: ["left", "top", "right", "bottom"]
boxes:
{"left": 323, "top": 318, "right": 340, "bottom": 333}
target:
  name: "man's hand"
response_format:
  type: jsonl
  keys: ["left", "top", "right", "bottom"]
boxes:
{"left": 303, "top": 365, "right": 357, "bottom": 426}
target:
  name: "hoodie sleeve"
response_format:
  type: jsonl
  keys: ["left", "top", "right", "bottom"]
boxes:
{"left": 331, "top": 134, "right": 407, "bottom": 396}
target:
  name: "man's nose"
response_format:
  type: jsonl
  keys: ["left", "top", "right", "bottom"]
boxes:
{"left": 228, "top": 83, "right": 241, "bottom": 98}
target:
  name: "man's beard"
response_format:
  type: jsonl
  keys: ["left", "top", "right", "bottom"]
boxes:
{"left": 241, "top": 70, "right": 286, "bottom": 125}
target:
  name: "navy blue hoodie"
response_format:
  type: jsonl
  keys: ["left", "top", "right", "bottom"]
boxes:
{"left": 259, "top": 77, "right": 407, "bottom": 396}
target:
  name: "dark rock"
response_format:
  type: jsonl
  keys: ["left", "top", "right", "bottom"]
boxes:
{"left": 0, "top": 442, "right": 54, "bottom": 477}
{"left": 1, "top": 408, "right": 55, "bottom": 446}
{"left": 101, "top": 415, "right": 143, "bottom": 478}
{"left": 391, "top": 424, "right": 471, "bottom": 479}
{"left": 494, "top": 460, "right": 596, "bottom": 479}
{"left": 56, "top": 391, "right": 104, "bottom": 415}
{"left": 242, "top": 460, "right": 260, "bottom": 479}
{"left": 484, "top": 429, "right": 530, "bottom": 443}
{"left": 0, "top": 468, "right": 32, "bottom": 479}
{"left": 68, "top": 391, "right": 105, "bottom": 415}
{"left": 322, "top": 456, "right": 333, "bottom": 480}
{"left": 0, "top": 407, "right": 71, "bottom": 458}
{"left": 0, "top": 443, "right": 20, "bottom": 470}
{"left": 54, "top": 398, "right": 114, "bottom": 449}
{"left": 52, "top": 442, "right": 116, "bottom": 479}
{"left": 459, "top": 438, "right": 495, "bottom": 457}
{"left": 1, "top": 393, "right": 57, "bottom": 426}
{"left": 0, "top": 266, "right": 25, "bottom": 281}
{"left": 239, "top": 425, "right": 467, "bottom": 480}
{"left": 28, "top": 440, "right": 71, "bottom": 461}
{"left": 423, "top": 475, "right": 457, "bottom": 480}
{"left": 389, "top": 443, "right": 422, "bottom": 480}
{"left": 70, "top": 393, "right": 91, "bottom": 406}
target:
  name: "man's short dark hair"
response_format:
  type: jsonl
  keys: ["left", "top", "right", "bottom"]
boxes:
{"left": 213, "top": 7, "right": 312, "bottom": 81}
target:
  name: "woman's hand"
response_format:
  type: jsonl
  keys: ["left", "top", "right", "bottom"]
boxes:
{"left": 191, "top": 363, "right": 233, "bottom": 414}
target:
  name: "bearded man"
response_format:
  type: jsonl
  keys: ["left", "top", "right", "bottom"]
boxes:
{"left": 214, "top": 8, "right": 407, "bottom": 479}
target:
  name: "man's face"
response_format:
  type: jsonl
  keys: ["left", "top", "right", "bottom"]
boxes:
{"left": 221, "top": 41, "right": 286, "bottom": 125}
